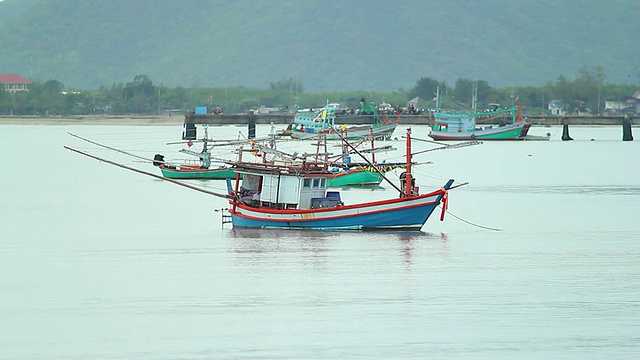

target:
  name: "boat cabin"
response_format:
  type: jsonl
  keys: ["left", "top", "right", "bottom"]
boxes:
{"left": 293, "top": 105, "right": 337, "bottom": 134}
{"left": 235, "top": 168, "right": 341, "bottom": 210}
{"left": 433, "top": 105, "right": 519, "bottom": 132}
{"left": 432, "top": 113, "right": 475, "bottom": 132}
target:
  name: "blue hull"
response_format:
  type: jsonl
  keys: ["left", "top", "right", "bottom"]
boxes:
{"left": 229, "top": 186, "right": 450, "bottom": 231}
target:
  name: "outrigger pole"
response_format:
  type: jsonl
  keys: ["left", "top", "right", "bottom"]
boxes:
{"left": 411, "top": 139, "right": 482, "bottom": 156}
{"left": 63, "top": 146, "right": 232, "bottom": 199}
{"left": 67, "top": 132, "right": 155, "bottom": 164}
{"left": 329, "top": 126, "right": 406, "bottom": 196}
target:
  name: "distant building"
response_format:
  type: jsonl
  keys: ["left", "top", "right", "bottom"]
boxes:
{"left": 548, "top": 99, "right": 590, "bottom": 115}
{"left": 604, "top": 96, "right": 639, "bottom": 115}
{"left": 547, "top": 100, "right": 570, "bottom": 115}
{"left": 0, "top": 73, "right": 32, "bottom": 92}
{"left": 604, "top": 100, "right": 628, "bottom": 113}
{"left": 407, "top": 96, "right": 428, "bottom": 108}
{"left": 255, "top": 105, "right": 280, "bottom": 114}
{"left": 407, "top": 96, "right": 428, "bottom": 114}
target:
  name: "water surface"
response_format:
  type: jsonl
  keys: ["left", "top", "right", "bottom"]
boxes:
{"left": 1, "top": 124, "right": 639, "bottom": 359}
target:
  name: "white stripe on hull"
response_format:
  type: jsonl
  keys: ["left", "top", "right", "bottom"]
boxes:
{"left": 232, "top": 193, "right": 440, "bottom": 221}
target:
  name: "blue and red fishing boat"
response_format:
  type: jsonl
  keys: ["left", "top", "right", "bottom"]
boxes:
{"left": 64, "top": 128, "right": 460, "bottom": 232}
{"left": 225, "top": 128, "right": 455, "bottom": 231}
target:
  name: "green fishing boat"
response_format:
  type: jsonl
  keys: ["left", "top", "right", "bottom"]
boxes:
{"left": 281, "top": 99, "right": 398, "bottom": 141}
{"left": 326, "top": 168, "right": 383, "bottom": 187}
{"left": 154, "top": 126, "right": 240, "bottom": 180}
{"left": 428, "top": 85, "right": 549, "bottom": 141}
{"left": 156, "top": 162, "right": 238, "bottom": 180}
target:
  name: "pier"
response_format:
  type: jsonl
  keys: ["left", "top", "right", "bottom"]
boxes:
{"left": 184, "top": 112, "right": 640, "bottom": 126}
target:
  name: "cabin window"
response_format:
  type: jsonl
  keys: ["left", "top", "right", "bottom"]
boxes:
{"left": 320, "top": 178, "right": 326, "bottom": 188}
{"left": 303, "top": 179, "right": 311, "bottom": 189}
{"left": 241, "top": 174, "right": 261, "bottom": 191}
{"left": 239, "top": 174, "right": 262, "bottom": 206}
{"left": 312, "top": 178, "right": 320, "bottom": 188}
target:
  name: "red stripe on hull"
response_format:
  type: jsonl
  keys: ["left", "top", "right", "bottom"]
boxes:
{"left": 230, "top": 198, "right": 438, "bottom": 223}
{"left": 231, "top": 189, "right": 444, "bottom": 216}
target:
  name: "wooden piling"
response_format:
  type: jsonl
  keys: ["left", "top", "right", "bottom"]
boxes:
{"left": 248, "top": 110, "right": 256, "bottom": 139}
{"left": 561, "top": 119, "right": 573, "bottom": 141}
{"left": 622, "top": 117, "right": 634, "bottom": 141}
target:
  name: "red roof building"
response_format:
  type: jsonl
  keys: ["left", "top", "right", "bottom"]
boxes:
{"left": 0, "top": 73, "right": 32, "bottom": 92}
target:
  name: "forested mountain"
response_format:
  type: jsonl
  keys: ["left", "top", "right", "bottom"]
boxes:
{"left": 0, "top": 0, "right": 37, "bottom": 24}
{"left": 0, "top": 0, "right": 638, "bottom": 92}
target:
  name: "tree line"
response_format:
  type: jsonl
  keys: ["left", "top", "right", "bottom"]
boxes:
{"left": 0, "top": 66, "right": 636, "bottom": 117}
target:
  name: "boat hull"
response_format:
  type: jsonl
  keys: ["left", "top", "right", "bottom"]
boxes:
{"left": 428, "top": 122, "right": 528, "bottom": 141}
{"left": 326, "top": 169, "right": 383, "bottom": 187}
{"left": 159, "top": 166, "right": 238, "bottom": 180}
{"left": 290, "top": 122, "right": 397, "bottom": 141}
{"left": 228, "top": 180, "right": 453, "bottom": 231}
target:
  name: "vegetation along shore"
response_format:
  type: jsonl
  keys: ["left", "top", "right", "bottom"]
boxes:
{"left": 1, "top": 66, "right": 638, "bottom": 123}
{"left": 1, "top": 114, "right": 637, "bottom": 127}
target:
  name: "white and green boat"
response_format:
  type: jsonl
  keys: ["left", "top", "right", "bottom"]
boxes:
{"left": 428, "top": 86, "right": 548, "bottom": 141}
{"left": 154, "top": 126, "right": 239, "bottom": 180}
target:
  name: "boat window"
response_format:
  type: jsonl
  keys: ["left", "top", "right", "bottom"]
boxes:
{"left": 303, "top": 179, "right": 311, "bottom": 189}
{"left": 242, "top": 174, "right": 261, "bottom": 191}
{"left": 320, "top": 178, "right": 326, "bottom": 188}
{"left": 312, "top": 178, "right": 320, "bottom": 188}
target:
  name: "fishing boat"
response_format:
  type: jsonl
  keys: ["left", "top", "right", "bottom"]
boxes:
{"left": 325, "top": 162, "right": 407, "bottom": 187}
{"left": 428, "top": 86, "right": 549, "bottom": 141}
{"left": 245, "top": 142, "right": 389, "bottom": 188}
{"left": 154, "top": 126, "right": 240, "bottom": 180}
{"left": 326, "top": 167, "right": 383, "bottom": 187}
{"left": 154, "top": 158, "right": 237, "bottom": 180}
{"left": 64, "top": 128, "right": 464, "bottom": 232}
{"left": 324, "top": 130, "right": 405, "bottom": 187}
{"left": 280, "top": 101, "right": 398, "bottom": 141}
{"left": 251, "top": 128, "right": 403, "bottom": 187}
{"left": 225, "top": 128, "right": 456, "bottom": 231}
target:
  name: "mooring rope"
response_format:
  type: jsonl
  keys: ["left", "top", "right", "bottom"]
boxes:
{"left": 438, "top": 205, "right": 503, "bottom": 231}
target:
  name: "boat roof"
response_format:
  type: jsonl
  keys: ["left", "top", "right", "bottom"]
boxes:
{"left": 233, "top": 162, "right": 330, "bottom": 178}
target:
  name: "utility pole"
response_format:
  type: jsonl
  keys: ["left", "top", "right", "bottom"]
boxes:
{"left": 597, "top": 84, "right": 601, "bottom": 115}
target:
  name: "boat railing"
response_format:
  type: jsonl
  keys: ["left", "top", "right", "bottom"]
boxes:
{"left": 181, "top": 158, "right": 201, "bottom": 166}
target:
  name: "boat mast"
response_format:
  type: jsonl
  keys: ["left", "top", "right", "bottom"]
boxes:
{"left": 201, "top": 126, "right": 211, "bottom": 168}
{"left": 432, "top": 87, "right": 440, "bottom": 129}
{"left": 472, "top": 81, "right": 478, "bottom": 114}
{"left": 369, "top": 128, "right": 376, "bottom": 164}
{"left": 202, "top": 126, "right": 209, "bottom": 152}
{"left": 404, "top": 128, "right": 413, "bottom": 197}
{"left": 516, "top": 101, "right": 523, "bottom": 122}
{"left": 232, "top": 146, "right": 243, "bottom": 211}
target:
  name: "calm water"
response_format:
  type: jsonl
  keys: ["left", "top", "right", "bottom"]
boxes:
{"left": 1, "top": 123, "right": 639, "bottom": 359}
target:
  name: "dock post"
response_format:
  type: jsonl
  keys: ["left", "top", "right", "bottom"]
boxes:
{"left": 248, "top": 110, "right": 256, "bottom": 139}
{"left": 182, "top": 112, "right": 197, "bottom": 140}
{"left": 622, "top": 117, "right": 634, "bottom": 141}
{"left": 561, "top": 119, "right": 573, "bottom": 141}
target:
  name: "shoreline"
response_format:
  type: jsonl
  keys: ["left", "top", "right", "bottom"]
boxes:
{"left": 0, "top": 115, "right": 185, "bottom": 125}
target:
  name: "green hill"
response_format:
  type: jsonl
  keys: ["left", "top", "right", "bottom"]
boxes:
{"left": 0, "top": 0, "right": 38, "bottom": 25}
{"left": 0, "top": 0, "right": 638, "bottom": 91}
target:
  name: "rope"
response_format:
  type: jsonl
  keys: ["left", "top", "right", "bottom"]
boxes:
{"left": 438, "top": 205, "right": 503, "bottom": 231}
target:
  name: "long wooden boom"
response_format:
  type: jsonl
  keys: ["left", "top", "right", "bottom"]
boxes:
{"left": 63, "top": 145, "right": 232, "bottom": 200}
